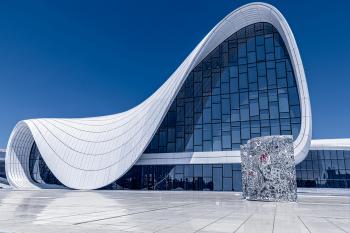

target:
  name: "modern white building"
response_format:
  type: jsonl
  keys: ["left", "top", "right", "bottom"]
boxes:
{"left": 3, "top": 2, "right": 350, "bottom": 190}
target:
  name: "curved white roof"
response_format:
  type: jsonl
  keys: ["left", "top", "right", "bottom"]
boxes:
{"left": 311, "top": 139, "right": 350, "bottom": 151}
{"left": 5, "top": 2, "right": 312, "bottom": 189}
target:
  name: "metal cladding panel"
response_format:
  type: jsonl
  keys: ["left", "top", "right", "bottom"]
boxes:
{"left": 5, "top": 2, "right": 311, "bottom": 189}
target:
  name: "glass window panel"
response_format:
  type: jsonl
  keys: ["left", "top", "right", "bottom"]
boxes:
{"left": 249, "top": 99, "right": 259, "bottom": 116}
{"left": 248, "top": 67, "right": 257, "bottom": 83}
{"left": 270, "top": 102, "right": 279, "bottom": 119}
{"left": 269, "top": 89, "right": 278, "bottom": 102}
{"left": 230, "top": 78, "right": 239, "bottom": 93}
{"left": 277, "top": 78, "right": 287, "bottom": 88}
{"left": 258, "top": 76, "right": 267, "bottom": 90}
{"left": 213, "top": 123, "right": 221, "bottom": 137}
{"left": 239, "top": 73, "right": 248, "bottom": 89}
{"left": 257, "top": 62, "right": 266, "bottom": 76}
{"left": 194, "top": 82, "right": 202, "bottom": 97}
{"left": 287, "top": 72, "right": 296, "bottom": 87}
{"left": 248, "top": 52, "right": 256, "bottom": 63}
{"left": 213, "top": 137, "right": 221, "bottom": 151}
{"left": 288, "top": 87, "right": 299, "bottom": 105}
{"left": 279, "top": 94, "right": 289, "bottom": 113}
{"left": 213, "top": 167, "right": 223, "bottom": 191}
{"left": 203, "top": 77, "right": 211, "bottom": 93}
{"left": 241, "top": 122, "right": 250, "bottom": 139}
{"left": 222, "top": 98, "right": 230, "bottom": 115}
{"left": 221, "top": 68, "right": 229, "bottom": 82}
{"left": 230, "top": 66, "right": 238, "bottom": 77}
{"left": 275, "top": 46, "right": 285, "bottom": 59}
{"left": 232, "top": 171, "right": 242, "bottom": 191}
{"left": 212, "top": 103, "right": 221, "bottom": 120}
{"left": 212, "top": 72, "right": 220, "bottom": 88}
{"left": 167, "top": 143, "right": 175, "bottom": 152}
{"left": 159, "top": 130, "right": 167, "bottom": 146}
{"left": 175, "top": 165, "right": 184, "bottom": 174}
{"left": 276, "top": 61, "right": 286, "bottom": 78}
{"left": 203, "top": 141, "right": 212, "bottom": 151}
{"left": 240, "top": 92, "right": 248, "bottom": 105}
{"left": 267, "top": 69, "right": 276, "bottom": 86}
{"left": 203, "top": 108, "right": 211, "bottom": 124}
{"left": 222, "top": 131, "right": 231, "bottom": 149}
{"left": 194, "top": 165, "right": 202, "bottom": 177}
{"left": 240, "top": 105, "right": 249, "bottom": 121}
{"left": 176, "top": 138, "right": 184, "bottom": 152}
{"left": 194, "top": 128, "right": 202, "bottom": 145}
{"left": 168, "top": 128, "right": 175, "bottom": 142}
{"left": 184, "top": 165, "right": 193, "bottom": 177}
{"left": 238, "top": 43, "right": 246, "bottom": 57}
{"left": 231, "top": 127, "right": 241, "bottom": 143}
{"left": 231, "top": 110, "right": 240, "bottom": 122}
{"left": 194, "top": 97, "right": 203, "bottom": 112}
{"left": 221, "top": 82, "right": 229, "bottom": 94}
{"left": 265, "top": 37, "right": 274, "bottom": 53}
{"left": 185, "top": 134, "right": 193, "bottom": 151}
{"left": 257, "top": 46, "right": 265, "bottom": 61}
{"left": 259, "top": 93, "right": 268, "bottom": 109}
{"left": 247, "top": 37, "right": 255, "bottom": 52}
{"left": 223, "top": 164, "right": 232, "bottom": 177}
{"left": 223, "top": 177, "right": 233, "bottom": 191}
{"left": 203, "top": 124, "right": 212, "bottom": 141}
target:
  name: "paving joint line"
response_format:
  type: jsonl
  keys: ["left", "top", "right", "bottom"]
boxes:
{"left": 233, "top": 213, "right": 254, "bottom": 233}
{"left": 324, "top": 217, "right": 349, "bottom": 233}
{"left": 297, "top": 215, "right": 311, "bottom": 233}
{"left": 193, "top": 210, "right": 237, "bottom": 233}
{"left": 73, "top": 202, "right": 197, "bottom": 225}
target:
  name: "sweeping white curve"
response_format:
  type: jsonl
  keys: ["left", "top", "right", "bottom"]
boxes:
{"left": 5, "top": 2, "right": 312, "bottom": 189}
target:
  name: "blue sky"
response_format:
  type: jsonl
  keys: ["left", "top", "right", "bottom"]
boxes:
{"left": 0, "top": 0, "right": 349, "bottom": 148}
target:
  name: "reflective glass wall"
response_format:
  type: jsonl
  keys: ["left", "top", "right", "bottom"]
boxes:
{"left": 108, "top": 149, "right": 350, "bottom": 190}
{"left": 29, "top": 143, "right": 61, "bottom": 185}
{"left": 104, "top": 164, "right": 242, "bottom": 191}
{"left": 0, "top": 151, "right": 5, "bottom": 179}
{"left": 145, "top": 22, "right": 301, "bottom": 154}
{"left": 296, "top": 150, "right": 350, "bottom": 188}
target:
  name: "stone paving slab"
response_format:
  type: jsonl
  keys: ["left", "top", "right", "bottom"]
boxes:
{"left": 0, "top": 190, "right": 349, "bottom": 233}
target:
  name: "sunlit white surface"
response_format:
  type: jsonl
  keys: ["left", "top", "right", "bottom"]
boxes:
{"left": 311, "top": 139, "right": 350, "bottom": 151}
{"left": 0, "top": 190, "right": 348, "bottom": 232}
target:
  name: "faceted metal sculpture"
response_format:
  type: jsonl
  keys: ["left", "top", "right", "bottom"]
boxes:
{"left": 240, "top": 144, "right": 249, "bottom": 199}
{"left": 241, "top": 135, "right": 297, "bottom": 202}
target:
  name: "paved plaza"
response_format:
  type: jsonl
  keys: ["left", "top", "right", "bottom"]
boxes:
{"left": 0, "top": 189, "right": 349, "bottom": 233}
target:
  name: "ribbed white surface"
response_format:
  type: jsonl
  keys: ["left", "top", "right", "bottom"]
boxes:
{"left": 310, "top": 139, "right": 350, "bottom": 151}
{"left": 5, "top": 2, "right": 312, "bottom": 189}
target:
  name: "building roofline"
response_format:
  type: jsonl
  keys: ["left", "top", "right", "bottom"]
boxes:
{"left": 310, "top": 139, "right": 350, "bottom": 151}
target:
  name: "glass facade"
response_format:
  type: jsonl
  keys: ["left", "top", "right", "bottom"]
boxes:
{"left": 296, "top": 150, "right": 350, "bottom": 188}
{"left": 104, "top": 164, "right": 242, "bottom": 191}
{"left": 106, "top": 149, "right": 350, "bottom": 191}
{"left": 145, "top": 22, "right": 301, "bottom": 154}
{"left": 25, "top": 144, "right": 350, "bottom": 190}
{"left": 0, "top": 151, "right": 5, "bottom": 179}
{"left": 29, "top": 143, "right": 61, "bottom": 185}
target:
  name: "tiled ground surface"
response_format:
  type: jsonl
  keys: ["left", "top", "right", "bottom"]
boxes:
{"left": 0, "top": 189, "right": 349, "bottom": 233}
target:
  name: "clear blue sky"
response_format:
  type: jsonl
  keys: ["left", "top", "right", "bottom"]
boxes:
{"left": 0, "top": 0, "right": 349, "bottom": 148}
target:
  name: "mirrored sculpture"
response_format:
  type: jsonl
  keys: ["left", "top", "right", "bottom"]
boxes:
{"left": 241, "top": 135, "right": 297, "bottom": 202}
